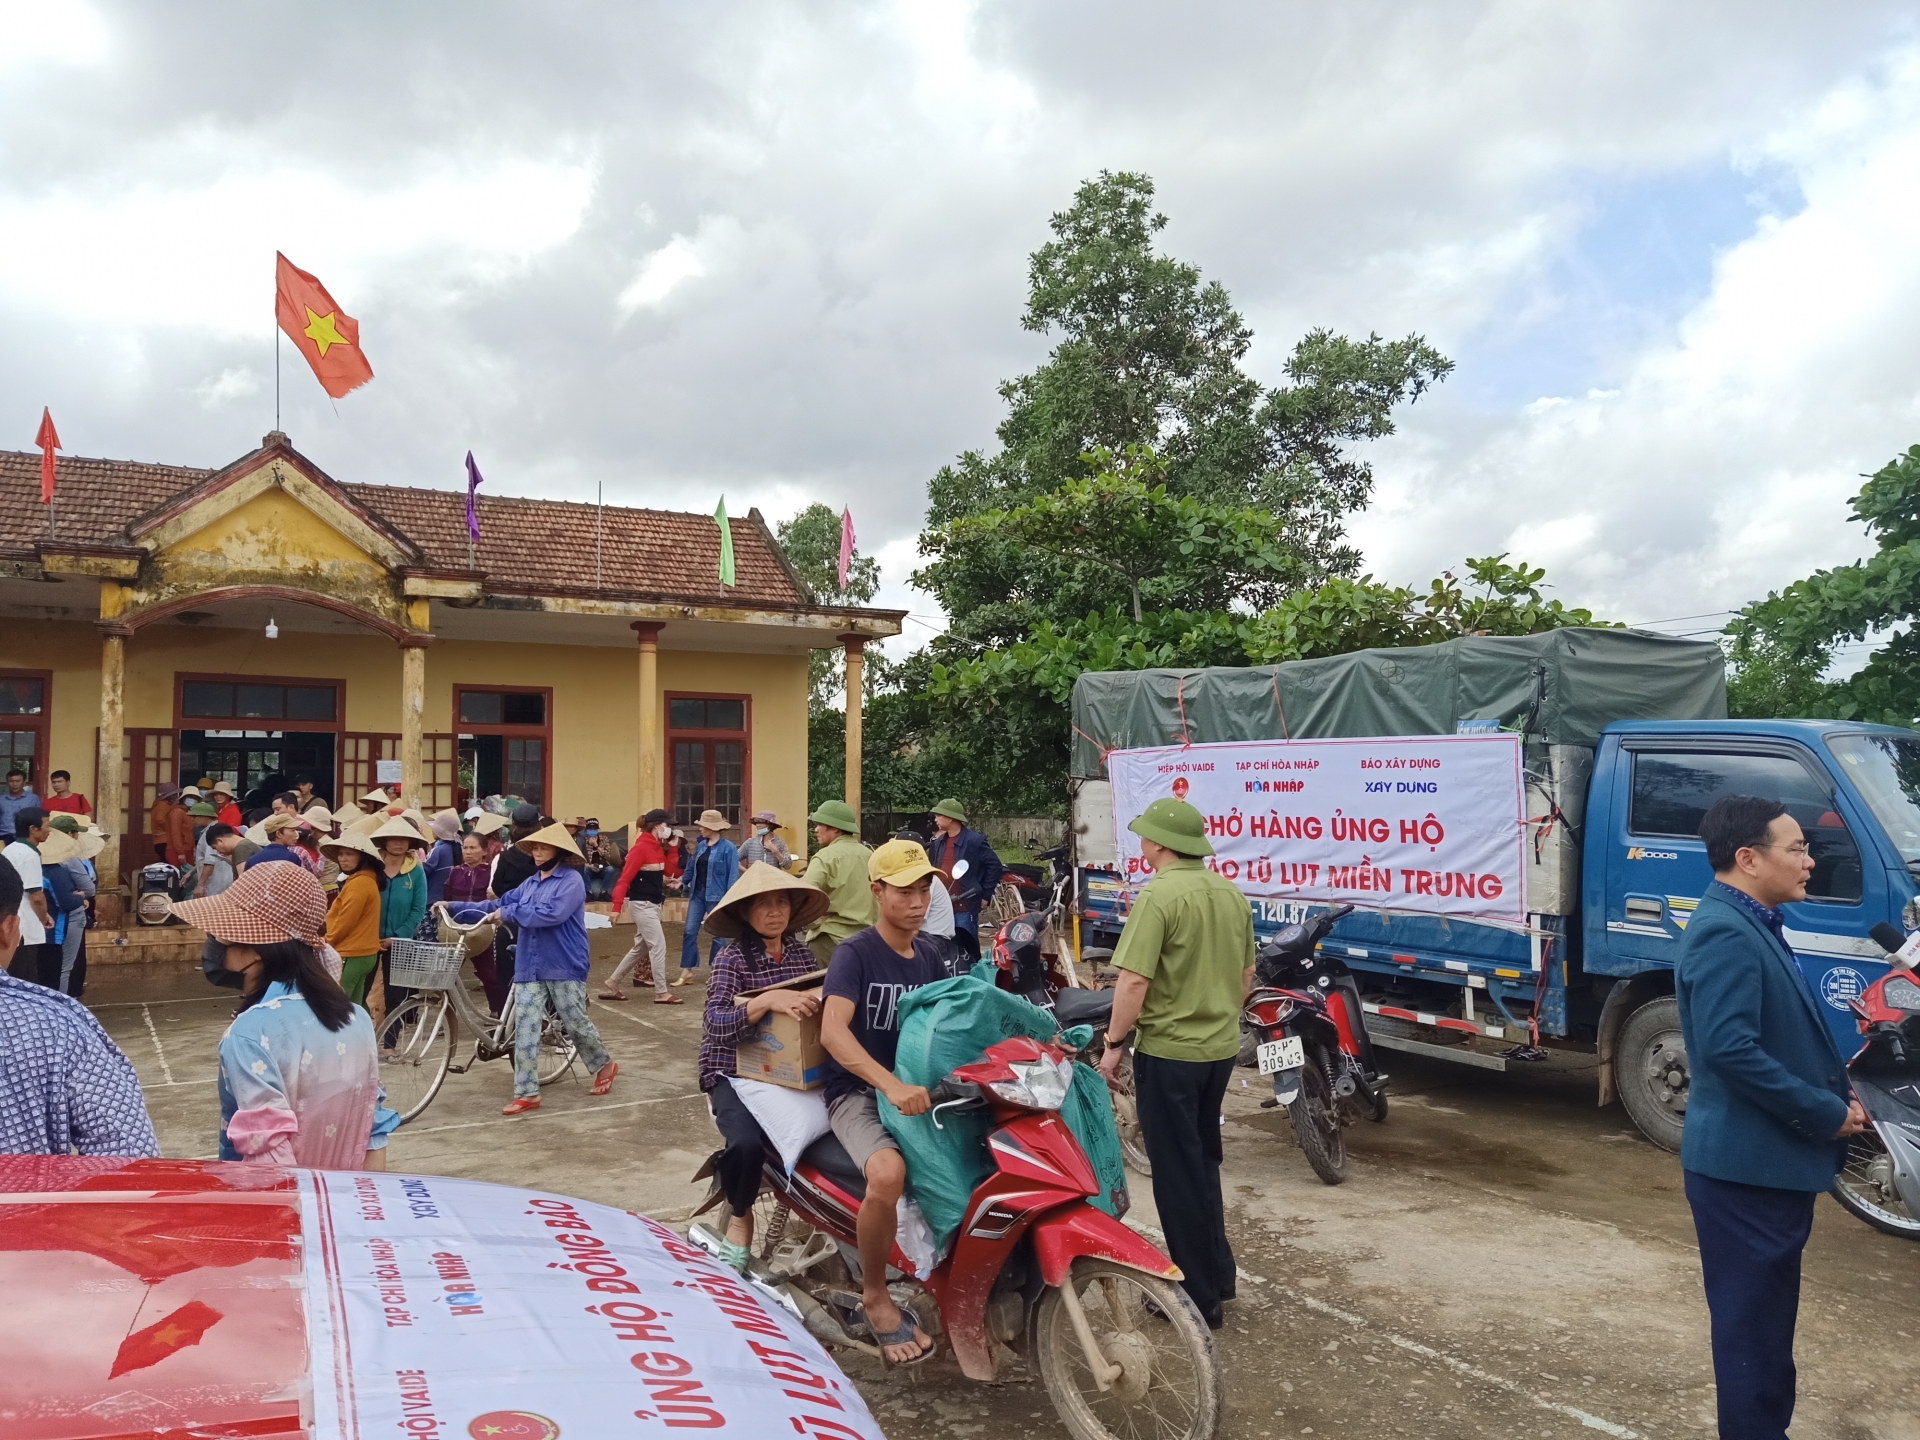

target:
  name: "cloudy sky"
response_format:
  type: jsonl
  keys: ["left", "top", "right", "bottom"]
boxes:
{"left": 6, "top": 1, "right": 1919, "bottom": 661}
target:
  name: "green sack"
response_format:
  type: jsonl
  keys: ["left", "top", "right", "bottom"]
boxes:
{"left": 879, "top": 968, "right": 1130, "bottom": 1250}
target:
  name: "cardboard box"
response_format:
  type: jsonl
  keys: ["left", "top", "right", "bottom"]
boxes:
{"left": 733, "top": 968, "right": 830, "bottom": 1091}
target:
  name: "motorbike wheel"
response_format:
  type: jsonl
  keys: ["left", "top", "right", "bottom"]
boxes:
{"left": 1831, "top": 1130, "right": 1920, "bottom": 1240}
{"left": 1110, "top": 1050, "right": 1152, "bottom": 1176}
{"left": 1290, "top": 1062, "right": 1347, "bottom": 1185}
{"left": 1034, "top": 1259, "right": 1222, "bottom": 1440}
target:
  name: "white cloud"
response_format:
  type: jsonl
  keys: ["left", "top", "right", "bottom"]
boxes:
{"left": 1354, "top": 42, "right": 1920, "bottom": 627}
{"left": 194, "top": 366, "right": 263, "bottom": 408}
{"left": 617, "top": 235, "right": 707, "bottom": 313}
{"left": 0, "top": 0, "right": 106, "bottom": 69}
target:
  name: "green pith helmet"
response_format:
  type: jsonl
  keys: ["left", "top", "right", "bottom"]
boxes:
{"left": 931, "top": 798, "right": 967, "bottom": 824}
{"left": 808, "top": 799, "right": 859, "bottom": 834}
{"left": 1128, "top": 796, "right": 1212, "bottom": 857}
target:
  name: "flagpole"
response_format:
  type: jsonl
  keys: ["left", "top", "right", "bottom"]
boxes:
{"left": 275, "top": 325, "right": 281, "bottom": 432}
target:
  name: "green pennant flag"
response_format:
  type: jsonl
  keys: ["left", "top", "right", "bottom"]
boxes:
{"left": 715, "top": 497, "right": 735, "bottom": 587}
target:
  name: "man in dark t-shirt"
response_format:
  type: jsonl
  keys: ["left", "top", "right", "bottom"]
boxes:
{"left": 819, "top": 838, "right": 947, "bottom": 1365}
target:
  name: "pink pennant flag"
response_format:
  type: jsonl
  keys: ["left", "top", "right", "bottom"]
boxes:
{"left": 838, "top": 506, "right": 854, "bottom": 592}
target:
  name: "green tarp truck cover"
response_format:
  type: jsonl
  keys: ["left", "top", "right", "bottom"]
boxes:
{"left": 1070, "top": 628, "right": 1726, "bottom": 778}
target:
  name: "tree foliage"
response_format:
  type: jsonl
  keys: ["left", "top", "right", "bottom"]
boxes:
{"left": 1728, "top": 444, "right": 1920, "bottom": 724}
{"left": 918, "top": 169, "right": 1453, "bottom": 645}
{"left": 775, "top": 502, "right": 881, "bottom": 715}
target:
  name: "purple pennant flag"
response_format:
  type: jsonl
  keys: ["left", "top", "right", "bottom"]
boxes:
{"left": 464, "top": 451, "right": 484, "bottom": 542}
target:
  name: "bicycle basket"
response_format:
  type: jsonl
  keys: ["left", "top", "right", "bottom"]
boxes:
{"left": 386, "top": 938, "right": 466, "bottom": 991}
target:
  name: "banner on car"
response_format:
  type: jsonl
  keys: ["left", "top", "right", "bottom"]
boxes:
{"left": 300, "top": 1169, "right": 884, "bottom": 1440}
{"left": 1106, "top": 733, "right": 1527, "bottom": 922}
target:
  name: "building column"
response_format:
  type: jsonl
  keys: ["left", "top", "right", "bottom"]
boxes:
{"left": 838, "top": 634, "right": 866, "bottom": 816}
{"left": 399, "top": 639, "right": 429, "bottom": 804}
{"left": 633, "top": 622, "right": 665, "bottom": 819}
{"left": 98, "top": 625, "right": 129, "bottom": 855}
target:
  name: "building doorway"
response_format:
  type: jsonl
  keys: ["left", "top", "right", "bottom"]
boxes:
{"left": 180, "top": 730, "right": 338, "bottom": 811}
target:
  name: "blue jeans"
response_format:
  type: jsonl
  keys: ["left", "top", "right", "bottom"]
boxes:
{"left": 1684, "top": 1168, "right": 1818, "bottom": 1440}
{"left": 681, "top": 894, "right": 718, "bottom": 971}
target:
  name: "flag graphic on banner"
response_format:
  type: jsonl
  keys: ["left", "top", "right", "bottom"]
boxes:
{"left": 275, "top": 253, "right": 374, "bottom": 399}
{"left": 110, "top": 1300, "right": 223, "bottom": 1378}
{"left": 715, "top": 498, "right": 735, "bottom": 587}
{"left": 838, "top": 506, "right": 854, "bottom": 592}
{"left": 34, "top": 407, "right": 59, "bottom": 503}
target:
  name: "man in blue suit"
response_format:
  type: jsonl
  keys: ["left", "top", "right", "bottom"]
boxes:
{"left": 1677, "top": 794, "right": 1867, "bottom": 1440}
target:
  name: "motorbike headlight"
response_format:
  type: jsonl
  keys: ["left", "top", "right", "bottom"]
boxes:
{"left": 986, "top": 1055, "right": 1076, "bottom": 1111}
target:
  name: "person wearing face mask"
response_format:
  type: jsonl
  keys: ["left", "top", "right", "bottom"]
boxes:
{"left": 602, "top": 808, "right": 682, "bottom": 1004}
{"left": 439, "top": 822, "right": 618, "bottom": 1115}
{"left": 737, "top": 810, "right": 793, "bottom": 873}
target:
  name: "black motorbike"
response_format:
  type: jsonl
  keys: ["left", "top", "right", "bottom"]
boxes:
{"left": 1242, "top": 904, "right": 1388, "bottom": 1184}
{"left": 1833, "top": 925, "right": 1920, "bottom": 1238}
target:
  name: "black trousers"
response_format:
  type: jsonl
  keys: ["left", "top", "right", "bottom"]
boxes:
{"left": 7, "top": 941, "right": 61, "bottom": 987}
{"left": 709, "top": 1077, "right": 771, "bottom": 1219}
{"left": 1685, "top": 1168, "right": 1818, "bottom": 1440}
{"left": 1134, "top": 1051, "right": 1236, "bottom": 1325}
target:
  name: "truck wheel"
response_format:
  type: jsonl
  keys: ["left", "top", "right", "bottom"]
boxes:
{"left": 1618, "top": 997, "right": 1688, "bottom": 1152}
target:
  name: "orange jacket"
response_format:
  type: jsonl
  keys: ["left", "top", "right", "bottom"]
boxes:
{"left": 325, "top": 868, "right": 382, "bottom": 957}
{"left": 165, "top": 803, "right": 194, "bottom": 866}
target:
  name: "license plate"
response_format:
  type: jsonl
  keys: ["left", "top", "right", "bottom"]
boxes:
{"left": 1256, "top": 1036, "right": 1305, "bottom": 1075}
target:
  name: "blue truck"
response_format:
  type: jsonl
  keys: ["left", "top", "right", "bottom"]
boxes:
{"left": 1070, "top": 632, "right": 1920, "bottom": 1149}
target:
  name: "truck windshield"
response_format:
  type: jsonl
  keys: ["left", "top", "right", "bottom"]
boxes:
{"left": 1828, "top": 733, "right": 1920, "bottom": 868}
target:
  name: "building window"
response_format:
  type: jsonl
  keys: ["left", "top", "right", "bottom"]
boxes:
{"left": 181, "top": 680, "right": 337, "bottom": 722}
{"left": 666, "top": 692, "right": 749, "bottom": 832}
{"left": 455, "top": 686, "right": 551, "bottom": 809}
{"left": 0, "top": 670, "right": 51, "bottom": 793}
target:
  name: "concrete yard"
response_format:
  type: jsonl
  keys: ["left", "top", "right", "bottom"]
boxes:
{"left": 87, "top": 929, "right": 1920, "bottom": 1440}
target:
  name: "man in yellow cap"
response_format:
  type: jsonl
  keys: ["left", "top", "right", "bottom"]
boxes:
{"left": 1095, "top": 795, "right": 1254, "bottom": 1331}
{"left": 817, "top": 837, "right": 947, "bottom": 1365}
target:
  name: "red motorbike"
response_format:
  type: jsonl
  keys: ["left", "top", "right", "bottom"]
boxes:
{"left": 1242, "top": 903, "right": 1389, "bottom": 1184}
{"left": 1830, "top": 924, "right": 1920, "bottom": 1238}
{"left": 691, "top": 1035, "right": 1222, "bottom": 1440}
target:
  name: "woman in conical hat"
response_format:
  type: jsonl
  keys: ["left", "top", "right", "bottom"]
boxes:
{"left": 432, "top": 822, "right": 618, "bottom": 1116}
{"left": 697, "top": 864, "right": 830, "bottom": 1273}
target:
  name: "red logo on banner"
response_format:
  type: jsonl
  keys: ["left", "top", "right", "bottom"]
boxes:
{"left": 468, "top": 1413, "right": 559, "bottom": 1439}
{"left": 1171, "top": 777, "right": 1190, "bottom": 800}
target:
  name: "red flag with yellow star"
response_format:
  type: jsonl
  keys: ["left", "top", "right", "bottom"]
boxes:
{"left": 275, "top": 252, "right": 373, "bottom": 399}
{"left": 109, "top": 1299, "right": 223, "bottom": 1377}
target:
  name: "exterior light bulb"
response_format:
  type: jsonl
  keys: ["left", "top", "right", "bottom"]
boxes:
{"left": 265, "top": 617, "right": 279, "bottom": 639}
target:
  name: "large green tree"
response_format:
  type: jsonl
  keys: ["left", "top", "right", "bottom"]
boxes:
{"left": 918, "top": 169, "right": 1453, "bottom": 645}
{"left": 1728, "top": 443, "right": 1920, "bottom": 724}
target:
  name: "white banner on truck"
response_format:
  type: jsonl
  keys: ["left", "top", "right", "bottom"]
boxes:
{"left": 1107, "top": 733, "right": 1527, "bottom": 923}
{"left": 299, "top": 1170, "right": 884, "bottom": 1440}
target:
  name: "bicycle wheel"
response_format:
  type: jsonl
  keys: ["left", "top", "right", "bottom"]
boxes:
{"left": 380, "top": 995, "right": 455, "bottom": 1124}
{"left": 538, "top": 1015, "right": 578, "bottom": 1083}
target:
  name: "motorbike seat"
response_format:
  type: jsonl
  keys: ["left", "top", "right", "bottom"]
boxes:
{"left": 798, "top": 1132, "right": 867, "bottom": 1201}
{"left": 1052, "top": 987, "right": 1115, "bottom": 1027}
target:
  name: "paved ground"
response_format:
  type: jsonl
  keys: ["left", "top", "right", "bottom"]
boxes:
{"left": 87, "top": 929, "right": 1920, "bottom": 1440}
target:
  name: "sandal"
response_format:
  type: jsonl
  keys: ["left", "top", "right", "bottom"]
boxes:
{"left": 718, "top": 1239, "right": 751, "bottom": 1274}
{"left": 590, "top": 1060, "right": 619, "bottom": 1096}
{"left": 501, "top": 1096, "right": 542, "bottom": 1116}
{"left": 653, "top": 994, "right": 684, "bottom": 1005}
{"left": 597, "top": 990, "right": 628, "bottom": 1001}
{"left": 855, "top": 1307, "right": 935, "bottom": 1366}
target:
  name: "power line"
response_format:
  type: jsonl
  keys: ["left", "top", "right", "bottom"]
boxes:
{"left": 1627, "top": 609, "right": 1740, "bottom": 627}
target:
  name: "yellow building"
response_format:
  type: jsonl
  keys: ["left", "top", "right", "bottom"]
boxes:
{"left": 0, "top": 431, "right": 899, "bottom": 882}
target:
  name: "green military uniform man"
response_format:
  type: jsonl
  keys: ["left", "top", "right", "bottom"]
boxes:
{"left": 1096, "top": 795, "right": 1254, "bottom": 1330}
{"left": 802, "top": 800, "right": 879, "bottom": 967}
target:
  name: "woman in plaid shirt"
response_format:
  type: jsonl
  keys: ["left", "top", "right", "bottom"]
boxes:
{"left": 699, "top": 865, "right": 831, "bottom": 1271}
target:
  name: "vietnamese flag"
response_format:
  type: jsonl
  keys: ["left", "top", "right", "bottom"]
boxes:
{"left": 275, "top": 252, "right": 374, "bottom": 399}
{"left": 109, "top": 1299, "right": 223, "bottom": 1377}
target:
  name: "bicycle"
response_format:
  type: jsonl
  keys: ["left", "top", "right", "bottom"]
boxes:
{"left": 377, "top": 916, "right": 578, "bottom": 1124}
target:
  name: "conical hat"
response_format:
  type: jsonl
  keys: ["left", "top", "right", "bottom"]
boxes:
{"left": 515, "top": 822, "right": 583, "bottom": 860}
{"left": 470, "top": 811, "right": 510, "bottom": 837}
{"left": 361, "top": 788, "right": 394, "bottom": 807}
{"left": 302, "top": 804, "right": 336, "bottom": 831}
{"left": 37, "top": 830, "right": 79, "bottom": 865}
{"left": 369, "top": 815, "right": 428, "bottom": 848}
{"left": 68, "top": 830, "right": 106, "bottom": 861}
{"left": 703, "top": 864, "right": 831, "bottom": 939}
{"left": 320, "top": 830, "right": 382, "bottom": 862}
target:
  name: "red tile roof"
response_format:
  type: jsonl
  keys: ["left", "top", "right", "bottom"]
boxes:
{"left": 0, "top": 444, "right": 838, "bottom": 613}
